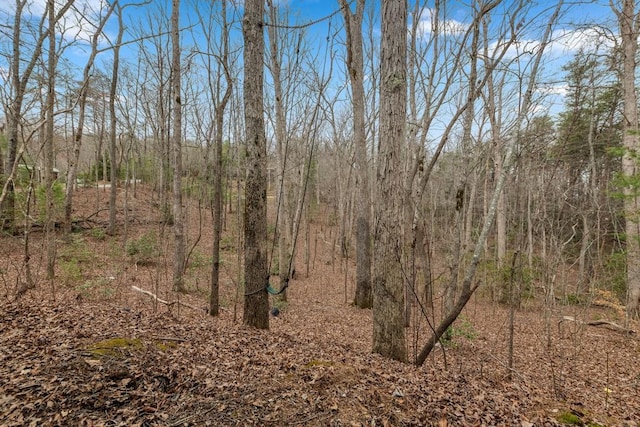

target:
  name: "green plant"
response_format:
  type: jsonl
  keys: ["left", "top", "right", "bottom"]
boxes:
{"left": 564, "top": 293, "right": 583, "bottom": 305}
{"left": 35, "top": 181, "right": 65, "bottom": 221}
{"left": 126, "top": 232, "right": 159, "bottom": 265}
{"left": 59, "top": 235, "right": 94, "bottom": 264}
{"left": 60, "top": 259, "right": 82, "bottom": 287}
{"left": 89, "top": 227, "right": 107, "bottom": 241}
{"left": 59, "top": 236, "right": 95, "bottom": 287}
{"left": 220, "top": 235, "right": 235, "bottom": 251}
{"left": 188, "top": 250, "right": 209, "bottom": 269}
{"left": 557, "top": 411, "right": 582, "bottom": 425}
{"left": 76, "top": 277, "right": 115, "bottom": 299}
{"left": 478, "top": 251, "right": 538, "bottom": 305}
{"left": 440, "top": 316, "right": 477, "bottom": 347}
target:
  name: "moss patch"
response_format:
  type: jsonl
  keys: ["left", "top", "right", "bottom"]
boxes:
{"left": 557, "top": 411, "right": 583, "bottom": 425}
{"left": 153, "top": 340, "right": 178, "bottom": 352}
{"left": 88, "top": 337, "right": 143, "bottom": 357}
{"left": 304, "top": 360, "right": 334, "bottom": 368}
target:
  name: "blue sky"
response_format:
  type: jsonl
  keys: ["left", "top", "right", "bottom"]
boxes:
{"left": 0, "top": 0, "right": 626, "bottom": 131}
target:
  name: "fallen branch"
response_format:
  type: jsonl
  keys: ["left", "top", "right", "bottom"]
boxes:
{"left": 131, "top": 285, "right": 203, "bottom": 312}
{"left": 559, "top": 316, "right": 635, "bottom": 334}
{"left": 149, "top": 336, "right": 189, "bottom": 342}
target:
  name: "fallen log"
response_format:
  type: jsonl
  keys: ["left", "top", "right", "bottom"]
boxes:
{"left": 559, "top": 315, "right": 635, "bottom": 334}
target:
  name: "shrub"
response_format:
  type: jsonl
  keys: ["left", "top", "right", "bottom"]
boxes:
{"left": 126, "top": 232, "right": 159, "bottom": 265}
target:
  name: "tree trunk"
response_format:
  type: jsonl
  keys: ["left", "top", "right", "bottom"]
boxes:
{"left": 170, "top": 0, "right": 186, "bottom": 292}
{"left": 615, "top": 0, "right": 640, "bottom": 318}
{"left": 210, "top": 0, "right": 233, "bottom": 316}
{"left": 340, "top": 0, "right": 372, "bottom": 309}
{"left": 45, "top": 0, "right": 57, "bottom": 280}
{"left": 108, "top": 4, "right": 124, "bottom": 236}
{"left": 243, "top": 0, "right": 269, "bottom": 329}
{"left": 373, "top": 0, "right": 407, "bottom": 362}
{"left": 267, "top": 0, "right": 290, "bottom": 301}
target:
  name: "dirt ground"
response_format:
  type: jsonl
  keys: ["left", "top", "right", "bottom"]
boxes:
{"left": 1, "top": 185, "right": 639, "bottom": 426}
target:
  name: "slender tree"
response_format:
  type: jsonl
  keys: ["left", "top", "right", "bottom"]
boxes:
{"left": 107, "top": 2, "right": 124, "bottom": 236}
{"left": 208, "top": 0, "right": 233, "bottom": 315}
{"left": 340, "top": 0, "right": 372, "bottom": 309}
{"left": 266, "top": 0, "right": 291, "bottom": 301}
{"left": 45, "top": 0, "right": 57, "bottom": 280}
{"left": 243, "top": 0, "right": 269, "bottom": 329}
{"left": 170, "top": 0, "right": 186, "bottom": 292}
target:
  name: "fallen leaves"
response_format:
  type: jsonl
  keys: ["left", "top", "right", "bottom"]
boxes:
{"left": 1, "top": 187, "right": 639, "bottom": 426}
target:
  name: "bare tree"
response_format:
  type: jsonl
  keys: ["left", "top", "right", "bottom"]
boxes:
{"left": 243, "top": 0, "right": 269, "bottom": 329}
{"left": 170, "top": 0, "right": 186, "bottom": 292}
{"left": 373, "top": 0, "right": 408, "bottom": 362}
{"left": 415, "top": 0, "right": 564, "bottom": 366}
{"left": 194, "top": 0, "right": 234, "bottom": 315}
{"left": 266, "top": 0, "right": 291, "bottom": 301}
{"left": 340, "top": 0, "right": 372, "bottom": 309}
{"left": 64, "top": 3, "right": 115, "bottom": 234}
{"left": 44, "top": 0, "right": 57, "bottom": 280}
{"left": 107, "top": 1, "right": 125, "bottom": 236}
{"left": 1, "top": 0, "right": 74, "bottom": 228}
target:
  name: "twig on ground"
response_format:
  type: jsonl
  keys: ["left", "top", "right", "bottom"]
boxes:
{"left": 131, "top": 285, "right": 203, "bottom": 312}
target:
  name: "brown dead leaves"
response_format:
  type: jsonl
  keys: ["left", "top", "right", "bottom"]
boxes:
{"left": 1, "top": 187, "right": 639, "bottom": 426}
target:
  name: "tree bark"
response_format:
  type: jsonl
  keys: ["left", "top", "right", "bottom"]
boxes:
{"left": 171, "top": 0, "right": 186, "bottom": 292}
{"left": 373, "top": 0, "right": 407, "bottom": 362}
{"left": 243, "top": 0, "right": 269, "bottom": 329}
{"left": 340, "top": 0, "right": 372, "bottom": 309}
{"left": 108, "top": 3, "right": 124, "bottom": 236}
{"left": 614, "top": 0, "right": 640, "bottom": 319}
{"left": 45, "top": 0, "right": 57, "bottom": 280}
{"left": 210, "top": 0, "right": 233, "bottom": 316}
{"left": 266, "top": 0, "right": 290, "bottom": 301}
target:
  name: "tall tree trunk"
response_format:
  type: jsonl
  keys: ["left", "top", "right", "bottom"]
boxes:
{"left": 615, "top": 0, "right": 640, "bottom": 318}
{"left": 340, "top": 0, "right": 372, "bottom": 309}
{"left": 267, "top": 0, "right": 290, "bottom": 301}
{"left": 171, "top": 0, "right": 186, "bottom": 292}
{"left": 243, "top": 0, "right": 269, "bottom": 329}
{"left": 2, "top": 0, "right": 24, "bottom": 230}
{"left": 210, "top": 0, "right": 233, "bottom": 316}
{"left": 108, "top": 3, "right": 124, "bottom": 236}
{"left": 45, "top": 0, "right": 56, "bottom": 280}
{"left": 373, "top": 0, "right": 407, "bottom": 362}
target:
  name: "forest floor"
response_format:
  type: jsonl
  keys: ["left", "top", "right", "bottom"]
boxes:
{"left": 1, "top": 185, "right": 639, "bottom": 426}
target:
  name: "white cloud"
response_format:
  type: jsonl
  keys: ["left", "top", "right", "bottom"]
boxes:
{"left": 548, "top": 27, "right": 615, "bottom": 55}
{"left": 414, "top": 8, "right": 469, "bottom": 38}
{"left": 485, "top": 25, "right": 615, "bottom": 66}
{"left": 487, "top": 38, "right": 540, "bottom": 61}
{"left": 541, "top": 83, "right": 569, "bottom": 97}
{"left": 1, "top": 0, "right": 112, "bottom": 47}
